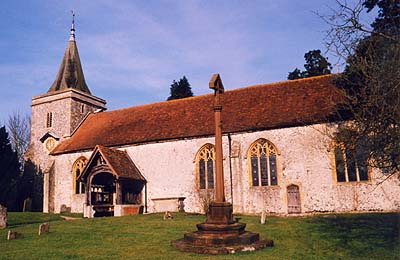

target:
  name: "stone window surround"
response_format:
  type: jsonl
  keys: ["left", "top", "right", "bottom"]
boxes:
{"left": 247, "top": 138, "right": 279, "bottom": 187}
{"left": 195, "top": 143, "right": 215, "bottom": 190}
{"left": 72, "top": 156, "right": 88, "bottom": 194}
{"left": 332, "top": 144, "right": 370, "bottom": 183}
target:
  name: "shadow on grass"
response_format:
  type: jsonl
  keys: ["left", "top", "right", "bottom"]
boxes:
{"left": 7, "top": 212, "right": 65, "bottom": 227}
{"left": 306, "top": 213, "right": 399, "bottom": 257}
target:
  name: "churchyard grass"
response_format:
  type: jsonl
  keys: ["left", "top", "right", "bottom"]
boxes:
{"left": 0, "top": 212, "right": 398, "bottom": 259}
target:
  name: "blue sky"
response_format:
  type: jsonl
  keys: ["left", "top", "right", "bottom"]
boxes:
{"left": 0, "top": 0, "right": 354, "bottom": 124}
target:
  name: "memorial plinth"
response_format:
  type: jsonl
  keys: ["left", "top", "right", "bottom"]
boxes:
{"left": 172, "top": 202, "right": 273, "bottom": 254}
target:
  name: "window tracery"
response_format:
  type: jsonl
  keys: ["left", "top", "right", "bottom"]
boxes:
{"left": 334, "top": 144, "right": 368, "bottom": 182}
{"left": 248, "top": 139, "right": 278, "bottom": 186}
{"left": 196, "top": 144, "right": 215, "bottom": 189}
{"left": 72, "top": 157, "right": 88, "bottom": 194}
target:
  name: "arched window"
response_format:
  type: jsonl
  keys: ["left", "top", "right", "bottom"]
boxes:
{"left": 196, "top": 144, "right": 215, "bottom": 189}
{"left": 248, "top": 139, "right": 278, "bottom": 186}
{"left": 72, "top": 157, "right": 88, "bottom": 194}
{"left": 334, "top": 144, "right": 368, "bottom": 182}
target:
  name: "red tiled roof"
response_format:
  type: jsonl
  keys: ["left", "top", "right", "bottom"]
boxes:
{"left": 80, "top": 145, "right": 146, "bottom": 181}
{"left": 52, "top": 75, "right": 342, "bottom": 155}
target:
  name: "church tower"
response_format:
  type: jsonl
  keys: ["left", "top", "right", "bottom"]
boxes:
{"left": 26, "top": 15, "right": 106, "bottom": 212}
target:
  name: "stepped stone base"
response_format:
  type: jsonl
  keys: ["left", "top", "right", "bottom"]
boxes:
{"left": 171, "top": 202, "right": 273, "bottom": 254}
{"left": 172, "top": 235, "right": 273, "bottom": 255}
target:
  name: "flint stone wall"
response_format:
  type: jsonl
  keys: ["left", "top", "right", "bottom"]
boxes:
{"left": 28, "top": 90, "right": 105, "bottom": 213}
{"left": 50, "top": 123, "right": 400, "bottom": 215}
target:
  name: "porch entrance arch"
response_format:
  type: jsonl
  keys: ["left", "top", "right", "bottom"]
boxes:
{"left": 90, "top": 172, "right": 116, "bottom": 207}
{"left": 80, "top": 145, "right": 147, "bottom": 217}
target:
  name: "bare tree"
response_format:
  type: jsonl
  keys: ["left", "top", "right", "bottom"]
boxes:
{"left": 7, "top": 111, "right": 30, "bottom": 168}
{"left": 319, "top": 0, "right": 400, "bottom": 175}
{"left": 318, "top": 0, "right": 396, "bottom": 61}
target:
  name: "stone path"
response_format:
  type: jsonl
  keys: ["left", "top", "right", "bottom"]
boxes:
{"left": 60, "top": 216, "right": 81, "bottom": 220}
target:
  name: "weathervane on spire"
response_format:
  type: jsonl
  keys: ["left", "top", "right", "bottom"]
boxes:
{"left": 69, "top": 10, "right": 76, "bottom": 41}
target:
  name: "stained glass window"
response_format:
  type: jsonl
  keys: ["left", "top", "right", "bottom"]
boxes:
{"left": 199, "top": 159, "right": 206, "bottom": 189}
{"left": 251, "top": 156, "right": 259, "bottom": 186}
{"left": 196, "top": 144, "right": 215, "bottom": 189}
{"left": 260, "top": 154, "right": 268, "bottom": 186}
{"left": 248, "top": 139, "right": 278, "bottom": 186}
{"left": 207, "top": 160, "right": 214, "bottom": 189}
{"left": 270, "top": 154, "right": 277, "bottom": 185}
{"left": 72, "top": 157, "right": 87, "bottom": 194}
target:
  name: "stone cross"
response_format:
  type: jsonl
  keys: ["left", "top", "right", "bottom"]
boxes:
{"left": 0, "top": 204, "right": 7, "bottom": 229}
{"left": 209, "top": 73, "right": 225, "bottom": 203}
{"left": 38, "top": 222, "right": 50, "bottom": 235}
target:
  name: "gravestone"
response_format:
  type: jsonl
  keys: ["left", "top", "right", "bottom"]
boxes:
{"left": 260, "top": 211, "right": 266, "bottom": 224}
{"left": 178, "top": 197, "right": 185, "bottom": 212}
{"left": 7, "top": 230, "right": 23, "bottom": 240}
{"left": 163, "top": 211, "right": 173, "bottom": 220}
{"left": 38, "top": 222, "right": 50, "bottom": 235}
{"left": 60, "top": 204, "right": 68, "bottom": 213}
{"left": 0, "top": 204, "right": 7, "bottom": 229}
{"left": 60, "top": 204, "right": 72, "bottom": 213}
{"left": 23, "top": 198, "right": 32, "bottom": 212}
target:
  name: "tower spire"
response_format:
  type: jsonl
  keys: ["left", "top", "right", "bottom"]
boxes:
{"left": 47, "top": 11, "right": 91, "bottom": 94}
{"left": 69, "top": 10, "right": 75, "bottom": 41}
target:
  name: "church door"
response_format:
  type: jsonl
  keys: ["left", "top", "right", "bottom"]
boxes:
{"left": 287, "top": 185, "right": 301, "bottom": 214}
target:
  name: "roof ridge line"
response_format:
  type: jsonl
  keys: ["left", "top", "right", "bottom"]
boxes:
{"left": 100, "top": 74, "right": 337, "bottom": 115}
{"left": 227, "top": 74, "right": 336, "bottom": 93}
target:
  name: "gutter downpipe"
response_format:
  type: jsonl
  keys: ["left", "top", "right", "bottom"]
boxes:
{"left": 145, "top": 182, "right": 148, "bottom": 213}
{"left": 228, "top": 133, "right": 233, "bottom": 205}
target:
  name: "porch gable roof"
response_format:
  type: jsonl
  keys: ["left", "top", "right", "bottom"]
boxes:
{"left": 80, "top": 145, "right": 146, "bottom": 182}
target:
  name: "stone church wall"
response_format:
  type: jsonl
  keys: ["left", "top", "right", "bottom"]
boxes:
{"left": 29, "top": 97, "right": 72, "bottom": 170}
{"left": 50, "top": 123, "right": 400, "bottom": 215}
{"left": 28, "top": 90, "right": 105, "bottom": 213}
{"left": 29, "top": 91, "right": 105, "bottom": 169}
{"left": 52, "top": 151, "right": 92, "bottom": 213}
{"left": 125, "top": 138, "right": 216, "bottom": 213}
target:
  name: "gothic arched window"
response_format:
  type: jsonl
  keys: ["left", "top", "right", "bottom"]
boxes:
{"left": 72, "top": 157, "right": 88, "bottom": 194}
{"left": 196, "top": 144, "right": 215, "bottom": 189}
{"left": 248, "top": 139, "right": 278, "bottom": 186}
{"left": 334, "top": 144, "right": 369, "bottom": 182}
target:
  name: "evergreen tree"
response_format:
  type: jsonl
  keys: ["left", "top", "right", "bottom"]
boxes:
{"left": 287, "top": 68, "right": 303, "bottom": 80}
{"left": 303, "top": 50, "right": 332, "bottom": 77}
{"left": 20, "top": 159, "right": 42, "bottom": 211}
{"left": 288, "top": 49, "right": 332, "bottom": 80}
{"left": 0, "top": 126, "right": 20, "bottom": 209}
{"left": 167, "top": 76, "right": 194, "bottom": 100}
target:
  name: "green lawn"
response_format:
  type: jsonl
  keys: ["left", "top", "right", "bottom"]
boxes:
{"left": 0, "top": 212, "right": 399, "bottom": 260}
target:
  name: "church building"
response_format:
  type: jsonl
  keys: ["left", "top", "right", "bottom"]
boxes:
{"left": 26, "top": 21, "right": 400, "bottom": 217}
